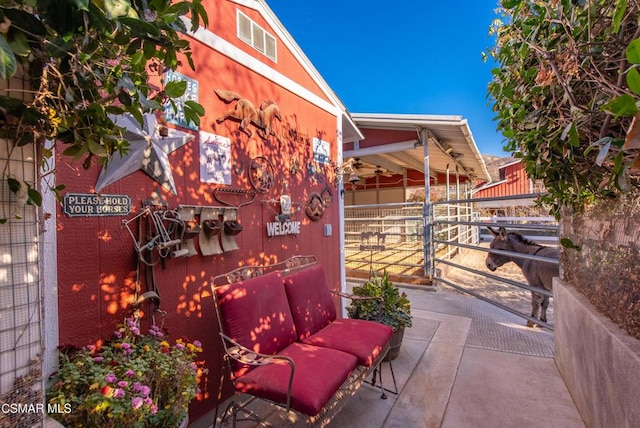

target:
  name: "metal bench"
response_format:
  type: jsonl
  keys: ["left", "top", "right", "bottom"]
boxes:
{"left": 212, "top": 255, "right": 393, "bottom": 427}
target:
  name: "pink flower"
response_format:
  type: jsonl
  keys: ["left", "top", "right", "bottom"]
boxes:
{"left": 132, "top": 397, "right": 143, "bottom": 409}
{"left": 93, "top": 356, "right": 104, "bottom": 363}
{"left": 105, "top": 373, "right": 117, "bottom": 383}
{"left": 151, "top": 404, "right": 158, "bottom": 414}
{"left": 150, "top": 325, "right": 164, "bottom": 337}
{"left": 193, "top": 340, "right": 202, "bottom": 348}
{"left": 131, "top": 327, "right": 140, "bottom": 336}
{"left": 132, "top": 382, "right": 142, "bottom": 393}
{"left": 113, "top": 388, "right": 125, "bottom": 398}
{"left": 143, "top": 397, "right": 152, "bottom": 406}
{"left": 125, "top": 370, "right": 136, "bottom": 378}
{"left": 113, "top": 331, "right": 122, "bottom": 339}
{"left": 117, "top": 380, "right": 128, "bottom": 388}
{"left": 121, "top": 342, "right": 131, "bottom": 350}
{"left": 140, "top": 385, "right": 151, "bottom": 397}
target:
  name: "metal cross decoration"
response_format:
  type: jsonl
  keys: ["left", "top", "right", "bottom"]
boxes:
{"left": 95, "top": 113, "right": 195, "bottom": 194}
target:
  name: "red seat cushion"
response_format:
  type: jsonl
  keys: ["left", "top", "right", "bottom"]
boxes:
{"left": 234, "top": 342, "right": 358, "bottom": 416}
{"left": 214, "top": 271, "right": 297, "bottom": 376}
{"left": 283, "top": 264, "right": 337, "bottom": 340}
{"left": 302, "top": 319, "right": 393, "bottom": 367}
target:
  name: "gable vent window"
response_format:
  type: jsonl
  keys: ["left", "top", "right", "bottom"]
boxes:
{"left": 499, "top": 168, "right": 506, "bottom": 181}
{"left": 237, "top": 10, "right": 277, "bottom": 62}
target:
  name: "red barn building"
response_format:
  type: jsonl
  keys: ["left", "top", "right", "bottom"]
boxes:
{"left": 473, "top": 157, "right": 539, "bottom": 198}
{"left": 49, "top": 1, "right": 361, "bottom": 423}
{"left": 343, "top": 114, "right": 490, "bottom": 205}
{"left": 2, "top": 2, "right": 490, "bottom": 426}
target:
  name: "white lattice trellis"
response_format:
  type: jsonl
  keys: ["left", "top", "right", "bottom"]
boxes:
{"left": 0, "top": 68, "right": 43, "bottom": 428}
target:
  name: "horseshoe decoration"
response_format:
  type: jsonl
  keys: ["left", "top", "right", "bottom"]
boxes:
{"left": 249, "top": 156, "right": 276, "bottom": 193}
{"left": 305, "top": 192, "right": 324, "bottom": 222}
{"left": 320, "top": 185, "right": 333, "bottom": 208}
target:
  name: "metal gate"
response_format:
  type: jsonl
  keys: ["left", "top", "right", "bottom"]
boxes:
{"left": 430, "top": 194, "right": 559, "bottom": 329}
{"left": 344, "top": 202, "right": 426, "bottom": 278}
{"left": 344, "top": 194, "right": 560, "bottom": 328}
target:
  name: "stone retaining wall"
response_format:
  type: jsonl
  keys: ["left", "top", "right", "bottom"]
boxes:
{"left": 554, "top": 279, "right": 640, "bottom": 427}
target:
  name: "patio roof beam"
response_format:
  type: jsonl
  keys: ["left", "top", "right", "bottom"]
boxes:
{"left": 426, "top": 132, "right": 475, "bottom": 179}
{"left": 343, "top": 139, "right": 419, "bottom": 158}
{"left": 360, "top": 154, "right": 405, "bottom": 175}
{"left": 380, "top": 151, "right": 428, "bottom": 175}
{"left": 351, "top": 113, "right": 466, "bottom": 129}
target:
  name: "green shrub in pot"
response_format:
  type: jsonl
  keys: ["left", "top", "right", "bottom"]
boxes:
{"left": 347, "top": 270, "right": 412, "bottom": 330}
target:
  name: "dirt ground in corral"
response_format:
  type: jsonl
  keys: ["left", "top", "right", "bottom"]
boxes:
{"left": 435, "top": 243, "right": 555, "bottom": 326}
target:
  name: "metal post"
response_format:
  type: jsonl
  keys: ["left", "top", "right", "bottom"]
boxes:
{"left": 456, "top": 166, "right": 461, "bottom": 248}
{"left": 337, "top": 116, "right": 346, "bottom": 315}
{"left": 420, "top": 128, "right": 431, "bottom": 278}
{"left": 446, "top": 163, "right": 451, "bottom": 258}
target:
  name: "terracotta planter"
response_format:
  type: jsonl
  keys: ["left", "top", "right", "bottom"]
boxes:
{"left": 384, "top": 325, "right": 405, "bottom": 361}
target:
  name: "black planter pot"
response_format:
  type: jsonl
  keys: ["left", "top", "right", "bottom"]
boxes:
{"left": 384, "top": 325, "right": 405, "bottom": 361}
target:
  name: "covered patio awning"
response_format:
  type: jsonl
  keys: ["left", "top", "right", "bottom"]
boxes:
{"left": 344, "top": 113, "right": 491, "bottom": 183}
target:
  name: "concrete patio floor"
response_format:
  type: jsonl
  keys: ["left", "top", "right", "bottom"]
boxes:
{"left": 209, "top": 282, "right": 585, "bottom": 428}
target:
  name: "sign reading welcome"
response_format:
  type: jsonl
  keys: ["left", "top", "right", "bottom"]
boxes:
{"left": 63, "top": 193, "right": 131, "bottom": 217}
{"left": 266, "top": 221, "right": 301, "bottom": 237}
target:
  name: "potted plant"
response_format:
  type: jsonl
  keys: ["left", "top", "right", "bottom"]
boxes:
{"left": 46, "top": 317, "right": 204, "bottom": 428}
{"left": 347, "top": 271, "right": 413, "bottom": 361}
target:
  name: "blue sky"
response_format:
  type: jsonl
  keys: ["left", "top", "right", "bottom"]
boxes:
{"left": 267, "top": 1, "right": 508, "bottom": 156}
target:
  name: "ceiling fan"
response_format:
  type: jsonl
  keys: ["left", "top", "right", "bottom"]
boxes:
{"left": 373, "top": 166, "right": 393, "bottom": 177}
{"left": 351, "top": 157, "right": 364, "bottom": 170}
{"left": 352, "top": 159, "right": 392, "bottom": 178}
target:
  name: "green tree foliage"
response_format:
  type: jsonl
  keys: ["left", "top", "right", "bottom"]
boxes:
{"left": 488, "top": 0, "right": 640, "bottom": 217}
{"left": 0, "top": 0, "right": 208, "bottom": 218}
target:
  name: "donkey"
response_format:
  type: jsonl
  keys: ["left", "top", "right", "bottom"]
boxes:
{"left": 485, "top": 227, "right": 559, "bottom": 327}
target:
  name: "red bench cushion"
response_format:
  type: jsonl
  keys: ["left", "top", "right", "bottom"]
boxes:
{"left": 214, "top": 271, "right": 297, "bottom": 376}
{"left": 283, "top": 264, "right": 337, "bottom": 340}
{"left": 302, "top": 318, "right": 393, "bottom": 367}
{"left": 234, "top": 342, "right": 358, "bottom": 416}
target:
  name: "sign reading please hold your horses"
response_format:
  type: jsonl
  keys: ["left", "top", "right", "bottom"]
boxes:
{"left": 63, "top": 193, "right": 131, "bottom": 217}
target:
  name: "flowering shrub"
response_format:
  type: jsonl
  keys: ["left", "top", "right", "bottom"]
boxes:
{"left": 46, "top": 318, "right": 203, "bottom": 427}
{"left": 488, "top": 1, "right": 640, "bottom": 217}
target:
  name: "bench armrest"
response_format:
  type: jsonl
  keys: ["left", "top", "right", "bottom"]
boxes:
{"left": 220, "top": 333, "right": 296, "bottom": 410}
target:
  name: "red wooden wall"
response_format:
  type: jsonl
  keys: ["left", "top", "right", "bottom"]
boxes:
{"left": 54, "top": 1, "right": 342, "bottom": 423}
{"left": 473, "top": 161, "right": 530, "bottom": 198}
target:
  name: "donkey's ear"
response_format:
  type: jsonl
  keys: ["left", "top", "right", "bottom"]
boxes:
{"left": 498, "top": 227, "right": 508, "bottom": 238}
{"left": 487, "top": 226, "right": 499, "bottom": 237}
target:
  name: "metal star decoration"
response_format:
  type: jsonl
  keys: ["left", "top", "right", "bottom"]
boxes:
{"left": 95, "top": 113, "right": 195, "bottom": 194}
